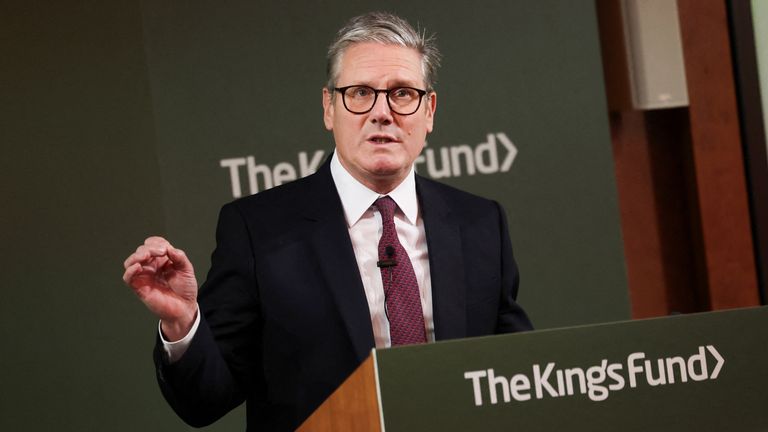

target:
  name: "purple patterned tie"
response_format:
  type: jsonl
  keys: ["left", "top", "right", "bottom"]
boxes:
{"left": 375, "top": 196, "right": 427, "bottom": 346}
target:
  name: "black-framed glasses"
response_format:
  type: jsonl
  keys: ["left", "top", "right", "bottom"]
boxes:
{"left": 333, "top": 85, "right": 428, "bottom": 116}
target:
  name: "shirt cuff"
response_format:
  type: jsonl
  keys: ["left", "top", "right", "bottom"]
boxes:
{"left": 158, "top": 305, "right": 200, "bottom": 364}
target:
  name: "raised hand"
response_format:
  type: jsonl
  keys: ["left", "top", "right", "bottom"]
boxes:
{"left": 123, "top": 236, "right": 199, "bottom": 341}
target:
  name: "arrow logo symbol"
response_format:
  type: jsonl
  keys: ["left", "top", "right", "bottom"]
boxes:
{"left": 707, "top": 345, "right": 724, "bottom": 379}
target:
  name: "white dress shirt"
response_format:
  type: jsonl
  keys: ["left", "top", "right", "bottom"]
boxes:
{"left": 161, "top": 152, "right": 434, "bottom": 361}
{"left": 329, "top": 152, "right": 434, "bottom": 348}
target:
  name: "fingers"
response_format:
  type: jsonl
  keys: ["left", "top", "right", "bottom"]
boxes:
{"left": 137, "top": 236, "right": 172, "bottom": 261}
{"left": 166, "top": 246, "right": 194, "bottom": 273}
{"left": 143, "top": 236, "right": 193, "bottom": 273}
{"left": 122, "top": 262, "right": 142, "bottom": 285}
{"left": 123, "top": 246, "right": 166, "bottom": 271}
{"left": 122, "top": 237, "right": 173, "bottom": 287}
{"left": 122, "top": 237, "right": 194, "bottom": 285}
{"left": 123, "top": 236, "right": 172, "bottom": 268}
{"left": 122, "top": 257, "right": 165, "bottom": 285}
{"left": 144, "top": 236, "right": 171, "bottom": 249}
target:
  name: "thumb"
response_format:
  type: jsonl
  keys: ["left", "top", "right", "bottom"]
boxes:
{"left": 167, "top": 246, "right": 194, "bottom": 273}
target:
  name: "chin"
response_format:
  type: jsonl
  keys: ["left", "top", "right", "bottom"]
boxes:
{"left": 366, "top": 159, "right": 406, "bottom": 177}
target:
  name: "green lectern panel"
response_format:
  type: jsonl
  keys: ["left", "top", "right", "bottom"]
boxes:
{"left": 374, "top": 307, "right": 768, "bottom": 432}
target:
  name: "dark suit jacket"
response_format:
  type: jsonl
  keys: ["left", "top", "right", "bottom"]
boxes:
{"left": 154, "top": 157, "right": 532, "bottom": 431}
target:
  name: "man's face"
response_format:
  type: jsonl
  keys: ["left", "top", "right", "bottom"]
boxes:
{"left": 323, "top": 42, "right": 437, "bottom": 192}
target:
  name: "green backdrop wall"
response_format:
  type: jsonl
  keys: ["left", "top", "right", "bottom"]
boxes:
{"left": 1, "top": 1, "right": 628, "bottom": 430}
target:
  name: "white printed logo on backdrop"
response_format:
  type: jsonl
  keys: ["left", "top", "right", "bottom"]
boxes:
{"left": 219, "top": 132, "right": 518, "bottom": 198}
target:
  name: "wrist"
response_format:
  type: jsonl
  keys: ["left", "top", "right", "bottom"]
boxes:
{"left": 160, "top": 306, "right": 198, "bottom": 342}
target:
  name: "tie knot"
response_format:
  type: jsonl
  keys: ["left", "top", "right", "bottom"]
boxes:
{"left": 375, "top": 196, "right": 397, "bottom": 222}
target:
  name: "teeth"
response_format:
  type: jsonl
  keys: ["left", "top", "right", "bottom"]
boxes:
{"left": 372, "top": 137, "right": 391, "bottom": 143}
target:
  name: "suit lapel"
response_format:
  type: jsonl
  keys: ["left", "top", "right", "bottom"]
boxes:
{"left": 301, "top": 161, "right": 375, "bottom": 362}
{"left": 295, "top": 163, "right": 467, "bottom": 353}
{"left": 417, "top": 177, "right": 467, "bottom": 340}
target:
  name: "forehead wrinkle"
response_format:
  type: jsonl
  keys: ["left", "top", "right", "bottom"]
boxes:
{"left": 337, "top": 44, "right": 424, "bottom": 88}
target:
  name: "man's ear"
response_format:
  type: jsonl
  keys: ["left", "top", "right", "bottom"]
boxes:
{"left": 425, "top": 91, "right": 437, "bottom": 133}
{"left": 322, "top": 88, "right": 334, "bottom": 131}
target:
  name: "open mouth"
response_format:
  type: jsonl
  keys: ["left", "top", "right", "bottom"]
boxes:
{"left": 368, "top": 135, "right": 398, "bottom": 144}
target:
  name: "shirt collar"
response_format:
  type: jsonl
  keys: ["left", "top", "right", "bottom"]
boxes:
{"left": 330, "top": 151, "right": 419, "bottom": 227}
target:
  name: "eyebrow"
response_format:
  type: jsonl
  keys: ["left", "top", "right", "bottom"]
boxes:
{"left": 351, "top": 80, "right": 423, "bottom": 89}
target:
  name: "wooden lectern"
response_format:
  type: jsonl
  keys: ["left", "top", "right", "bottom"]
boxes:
{"left": 297, "top": 356, "right": 381, "bottom": 431}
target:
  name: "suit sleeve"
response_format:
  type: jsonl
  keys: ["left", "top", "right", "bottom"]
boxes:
{"left": 153, "top": 202, "right": 264, "bottom": 427}
{"left": 493, "top": 200, "right": 534, "bottom": 333}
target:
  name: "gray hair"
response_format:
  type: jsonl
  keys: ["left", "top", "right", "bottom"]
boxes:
{"left": 326, "top": 11, "right": 441, "bottom": 92}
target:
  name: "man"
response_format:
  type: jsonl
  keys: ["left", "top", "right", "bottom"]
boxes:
{"left": 123, "top": 11, "right": 532, "bottom": 431}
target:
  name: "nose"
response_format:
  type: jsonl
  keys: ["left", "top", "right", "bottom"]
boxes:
{"left": 369, "top": 91, "right": 393, "bottom": 125}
